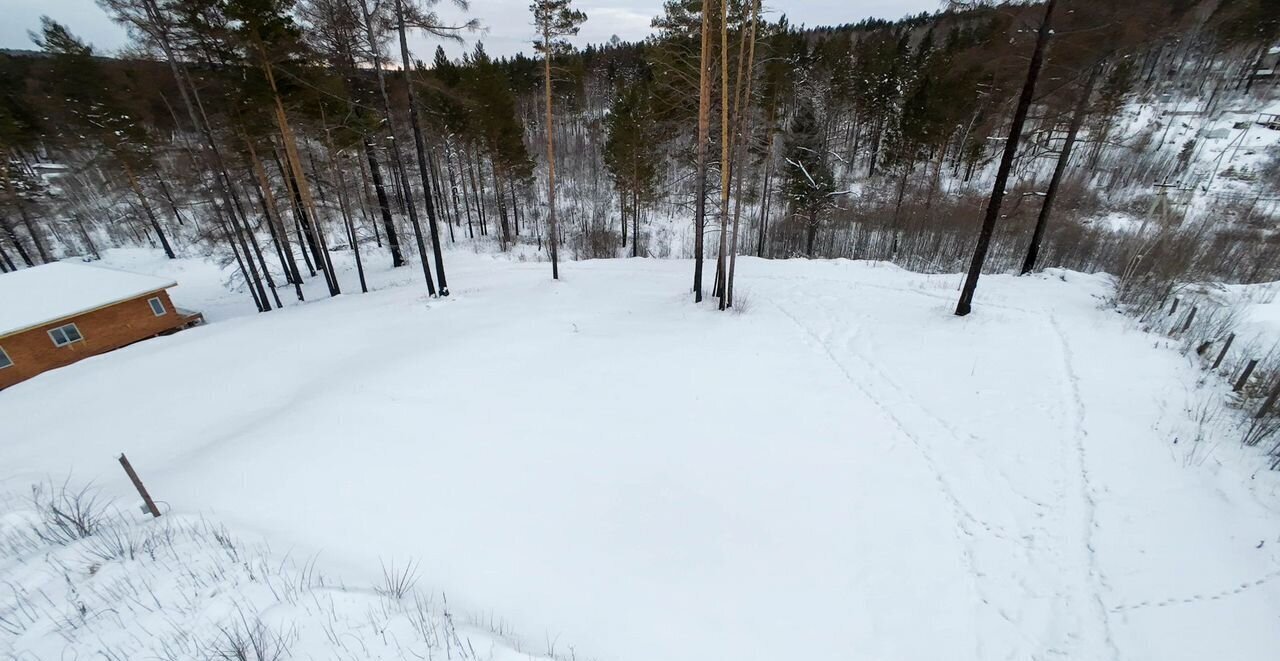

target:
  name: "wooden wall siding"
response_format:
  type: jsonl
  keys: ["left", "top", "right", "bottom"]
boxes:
{"left": 0, "top": 290, "right": 188, "bottom": 389}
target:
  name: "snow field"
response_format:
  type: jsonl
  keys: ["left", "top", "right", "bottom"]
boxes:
{"left": 2, "top": 250, "right": 1279, "bottom": 660}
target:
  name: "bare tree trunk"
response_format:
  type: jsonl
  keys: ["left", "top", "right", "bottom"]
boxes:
{"left": 1021, "top": 60, "right": 1101, "bottom": 275}
{"left": 3, "top": 167, "right": 50, "bottom": 263}
{"left": 252, "top": 165, "right": 295, "bottom": 285}
{"left": 362, "top": 136, "right": 402, "bottom": 264}
{"left": 119, "top": 162, "right": 174, "bottom": 259}
{"left": 716, "top": 0, "right": 731, "bottom": 310}
{"left": 509, "top": 175, "right": 521, "bottom": 237}
{"left": 757, "top": 122, "right": 775, "bottom": 258}
{"left": 153, "top": 166, "right": 188, "bottom": 228}
{"left": 693, "top": 0, "right": 712, "bottom": 301}
{"left": 354, "top": 145, "right": 382, "bottom": 248}
{"left": 469, "top": 148, "right": 487, "bottom": 235}
{"left": 456, "top": 143, "right": 476, "bottom": 238}
{"left": 955, "top": 0, "right": 1057, "bottom": 316}
{"left": 215, "top": 201, "right": 265, "bottom": 312}
{"left": 725, "top": 0, "right": 760, "bottom": 308}
{"left": 137, "top": 0, "right": 266, "bottom": 310}
{"left": 444, "top": 139, "right": 466, "bottom": 241}
{"left": 0, "top": 231, "right": 17, "bottom": 270}
{"left": 358, "top": 0, "right": 437, "bottom": 294}
{"left": 395, "top": 0, "right": 449, "bottom": 295}
{"left": 543, "top": 31, "right": 560, "bottom": 280}
{"left": 0, "top": 214, "right": 34, "bottom": 266}
{"left": 242, "top": 208, "right": 284, "bottom": 310}
{"left": 428, "top": 144, "right": 454, "bottom": 240}
{"left": 279, "top": 148, "right": 328, "bottom": 280}
{"left": 257, "top": 43, "right": 337, "bottom": 296}
{"left": 73, "top": 213, "right": 99, "bottom": 260}
{"left": 248, "top": 139, "right": 304, "bottom": 300}
{"left": 331, "top": 150, "right": 368, "bottom": 294}
{"left": 492, "top": 163, "right": 511, "bottom": 250}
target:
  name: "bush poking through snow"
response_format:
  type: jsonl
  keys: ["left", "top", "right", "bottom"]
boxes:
{"left": 211, "top": 610, "right": 295, "bottom": 661}
{"left": 0, "top": 481, "right": 572, "bottom": 661}
{"left": 379, "top": 558, "right": 420, "bottom": 600}
{"left": 28, "top": 478, "right": 108, "bottom": 545}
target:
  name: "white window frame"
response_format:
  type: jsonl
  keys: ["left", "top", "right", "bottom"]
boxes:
{"left": 48, "top": 323, "right": 84, "bottom": 347}
{"left": 0, "top": 346, "right": 11, "bottom": 369}
{"left": 148, "top": 296, "right": 167, "bottom": 316}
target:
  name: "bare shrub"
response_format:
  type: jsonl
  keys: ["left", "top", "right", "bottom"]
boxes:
{"left": 82, "top": 524, "right": 157, "bottom": 562}
{"left": 1244, "top": 414, "right": 1280, "bottom": 451}
{"left": 378, "top": 558, "right": 420, "bottom": 600}
{"left": 209, "top": 611, "right": 294, "bottom": 661}
{"left": 29, "top": 479, "right": 109, "bottom": 545}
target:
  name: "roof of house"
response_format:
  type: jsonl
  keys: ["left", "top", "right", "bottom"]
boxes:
{"left": 0, "top": 262, "right": 177, "bottom": 337}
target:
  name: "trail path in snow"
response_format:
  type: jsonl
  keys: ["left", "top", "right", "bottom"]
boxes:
{"left": 2, "top": 253, "right": 1278, "bottom": 661}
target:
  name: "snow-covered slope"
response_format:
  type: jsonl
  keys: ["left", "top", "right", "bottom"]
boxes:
{"left": 2, "top": 251, "right": 1279, "bottom": 660}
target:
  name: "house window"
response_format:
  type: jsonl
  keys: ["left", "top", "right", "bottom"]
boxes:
{"left": 48, "top": 323, "right": 83, "bottom": 347}
{"left": 148, "top": 296, "right": 167, "bottom": 316}
{"left": 0, "top": 346, "right": 11, "bottom": 369}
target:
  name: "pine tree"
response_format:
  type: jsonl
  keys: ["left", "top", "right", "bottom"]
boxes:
{"left": 393, "top": 0, "right": 476, "bottom": 295}
{"left": 531, "top": 0, "right": 586, "bottom": 280}
{"left": 955, "top": 0, "right": 1058, "bottom": 317}
{"left": 33, "top": 18, "right": 177, "bottom": 261}
{"left": 781, "top": 99, "right": 834, "bottom": 257}
{"left": 604, "top": 80, "right": 660, "bottom": 257}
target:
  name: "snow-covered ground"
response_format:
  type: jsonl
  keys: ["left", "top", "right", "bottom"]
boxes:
{"left": 3, "top": 249, "right": 1280, "bottom": 660}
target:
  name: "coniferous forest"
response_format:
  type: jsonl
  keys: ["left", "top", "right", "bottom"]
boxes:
{"left": 1, "top": 0, "right": 1277, "bottom": 314}
{"left": 7, "top": 3, "right": 1280, "bottom": 660}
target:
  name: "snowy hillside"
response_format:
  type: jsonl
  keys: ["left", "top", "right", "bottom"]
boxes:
{"left": 3, "top": 251, "right": 1279, "bottom": 660}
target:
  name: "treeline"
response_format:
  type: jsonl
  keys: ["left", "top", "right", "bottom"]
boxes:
{"left": 0, "top": 0, "right": 1277, "bottom": 311}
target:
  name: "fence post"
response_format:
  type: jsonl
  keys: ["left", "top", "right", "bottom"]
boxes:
{"left": 1179, "top": 306, "right": 1197, "bottom": 334}
{"left": 118, "top": 453, "right": 161, "bottom": 518}
{"left": 1259, "top": 380, "right": 1280, "bottom": 420}
{"left": 1212, "top": 333, "right": 1234, "bottom": 369}
{"left": 1235, "top": 359, "right": 1259, "bottom": 392}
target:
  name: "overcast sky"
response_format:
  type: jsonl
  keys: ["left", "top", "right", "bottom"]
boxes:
{"left": 3, "top": 0, "right": 941, "bottom": 61}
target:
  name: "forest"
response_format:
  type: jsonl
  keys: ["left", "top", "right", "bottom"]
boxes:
{"left": 0, "top": 0, "right": 1276, "bottom": 315}
{"left": 5, "top": 2, "right": 1280, "bottom": 659}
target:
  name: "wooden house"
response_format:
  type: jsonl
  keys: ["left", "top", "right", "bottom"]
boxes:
{"left": 0, "top": 262, "right": 202, "bottom": 389}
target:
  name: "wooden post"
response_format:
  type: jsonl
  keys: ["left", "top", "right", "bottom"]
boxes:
{"left": 1212, "top": 333, "right": 1234, "bottom": 369}
{"left": 1258, "top": 379, "right": 1280, "bottom": 420}
{"left": 118, "top": 453, "right": 161, "bottom": 518}
{"left": 1179, "top": 306, "right": 1197, "bottom": 334}
{"left": 1235, "top": 359, "right": 1258, "bottom": 392}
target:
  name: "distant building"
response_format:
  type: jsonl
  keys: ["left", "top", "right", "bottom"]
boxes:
{"left": 1253, "top": 45, "right": 1280, "bottom": 82}
{"left": 0, "top": 263, "right": 203, "bottom": 389}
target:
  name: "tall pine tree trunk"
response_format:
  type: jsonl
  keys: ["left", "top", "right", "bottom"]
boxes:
{"left": 1, "top": 213, "right": 34, "bottom": 266}
{"left": 955, "top": 0, "right": 1057, "bottom": 316}
{"left": 693, "top": 0, "right": 712, "bottom": 301}
{"left": 362, "top": 136, "right": 402, "bottom": 263}
{"left": 121, "top": 162, "right": 175, "bottom": 259}
{"left": 247, "top": 139, "right": 304, "bottom": 300}
{"left": 215, "top": 201, "right": 265, "bottom": 312}
{"left": 258, "top": 44, "right": 338, "bottom": 296}
{"left": 492, "top": 163, "right": 511, "bottom": 249}
{"left": 359, "top": 0, "right": 434, "bottom": 295}
{"left": 1, "top": 162, "right": 50, "bottom": 263}
{"left": 1021, "top": 59, "right": 1101, "bottom": 275}
{"left": 725, "top": 0, "right": 760, "bottom": 308}
{"left": 716, "top": 0, "right": 731, "bottom": 310}
{"left": 543, "top": 32, "right": 560, "bottom": 279}
{"left": 468, "top": 148, "right": 487, "bottom": 235}
{"left": 444, "top": 139, "right": 466, "bottom": 241}
{"left": 395, "top": 0, "right": 449, "bottom": 295}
